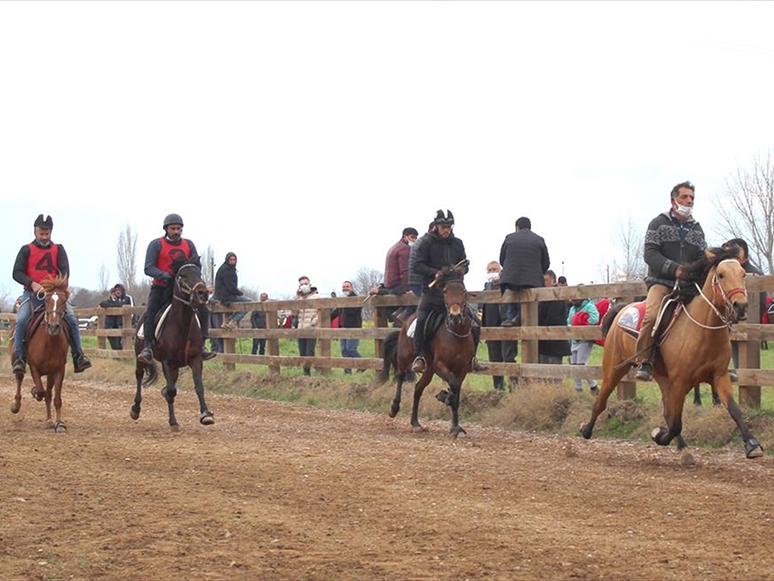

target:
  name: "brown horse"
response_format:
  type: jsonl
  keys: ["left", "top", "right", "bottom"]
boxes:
{"left": 130, "top": 258, "right": 214, "bottom": 430}
{"left": 580, "top": 248, "right": 763, "bottom": 462}
{"left": 9, "top": 276, "right": 70, "bottom": 432}
{"left": 378, "top": 267, "right": 475, "bottom": 437}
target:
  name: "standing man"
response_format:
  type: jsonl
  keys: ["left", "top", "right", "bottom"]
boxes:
{"left": 100, "top": 283, "right": 134, "bottom": 350}
{"left": 294, "top": 275, "right": 319, "bottom": 376}
{"left": 538, "top": 269, "right": 570, "bottom": 366}
{"left": 499, "top": 216, "right": 550, "bottom": 327}
{"left": 250, "top": 292, "right": 269, "bottom": 355}
{"left": 333, "top": 280, "right": 363, "bottom": 374}
{"left": 634, "top": 181, "right": 707, "bottom": 380}
{"left": 11, "top": 214, "right": 92, "bottom": 375}
{"left": 481, "top": 261, "right": 517, "bottom": 390}
{"left": 411, "top": 209, "right": 487, "bottom": 373}
{"left": 370, "top": 227, "right": 419, "bottom": 326}
{"left": 136, "top": 213, "right": 216, "bottom": 364}
{"left": 214, "top": 252, "right": 253, "bottom": 330}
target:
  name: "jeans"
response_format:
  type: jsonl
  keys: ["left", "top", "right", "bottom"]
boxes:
{"left": 341, "top": 338, "right": 361, "bottom": 373}
{"left": 226, "top": 295, "right": 253, "bottom": 323}
{"left": 252, "top": 338, "right": 266, "bottom": 355}
{"left": 14, "top": 289, "right": 83, "bottom": 360}
{"left": 298, "top": 338, "right": 317, "bottom": 375}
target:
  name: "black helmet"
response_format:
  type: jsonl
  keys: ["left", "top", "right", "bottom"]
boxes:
{"left": 163, "top": 213, "right": 184, "bottom": 229}
{"left": 433, "top": 209, "right": 454, "bottom": 226}
{"left": 34, "top": 214, "right": 53, "bottom": 229}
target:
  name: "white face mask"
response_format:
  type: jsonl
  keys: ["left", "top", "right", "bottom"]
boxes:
{"left": 675, "top": 203, "right": 693, "bottom": 218}
{"left": 299, "top": 284, "right": 311, "bottom": 294}
{"left": 408, "top": 240, "right": 416, "bottom": 248}
{"left": 486, "top": 271, "right": 500, "bottom": 282}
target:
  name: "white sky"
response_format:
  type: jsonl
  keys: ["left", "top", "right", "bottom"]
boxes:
{"left": 2, "top": 1, "right": 774, "bottom": 304}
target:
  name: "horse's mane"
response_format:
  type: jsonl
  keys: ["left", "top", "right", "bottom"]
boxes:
{"left": 677, "top": 246, "right": 742, "bottom": 301}
{"left": 40, "top": 275, "right": 70, "bottom": 295}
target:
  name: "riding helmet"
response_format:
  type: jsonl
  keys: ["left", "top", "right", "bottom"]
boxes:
{"left": 34, "top": 214, "right": 54, "bottom": 229}
{"left": 163, "top": 213, "right": 184, "bottom": 229}
{"left": 434, "top": 209, "right": 455, "bottom": 226}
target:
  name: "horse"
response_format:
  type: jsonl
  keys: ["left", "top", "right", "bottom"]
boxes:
{"left": 9, "top": 276, "right": 71, "bottom": 432}
{"left": 378, "top": 265, "right": 475, "bottom": 437}
{"left": 130, "top": 257, "right": 215, "bottom": 430}
{"left": 580, "top": 248, "right": 763, "bottom": 462}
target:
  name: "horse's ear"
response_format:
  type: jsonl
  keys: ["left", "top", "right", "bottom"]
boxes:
{"left": 704, "top": 249, "right": 716, "bottom": 262}
{"left": 193, "top": 256, "right": 202, "bottom": 268}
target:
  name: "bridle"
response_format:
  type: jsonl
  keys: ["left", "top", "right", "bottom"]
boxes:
{"left": 682, "top": 259, "right": 747, "bottom": 330}
{"left": 173, "top": 263, "right": 208, "bottom": 307}
{"left": 443, "top": 280, "right": 472, "bottom": 338}
{"left": 37, "top": 288, "right": 68, "bottom": 326}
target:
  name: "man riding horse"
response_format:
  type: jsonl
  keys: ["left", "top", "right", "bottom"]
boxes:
{"left": 11, "top": 214, "right": 92, "bottom": 376}
{"left": 136, "top": 213, "right": 216, "bottom": 364}
{"left": 410, "top": 209, "right": 488, "bottom": 374}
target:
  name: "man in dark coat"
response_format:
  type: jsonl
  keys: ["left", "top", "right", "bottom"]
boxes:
{"left": 214, "top": 252, "right": 254, "bottom": 330}
{"left": 499, "top": 216, "right": 550, "bottom": 327}
{"left": 538, "top": 270, "right": 570, "bottom": 367}
{"left": 482, "top": 261, "right": 517, "bottom": 390}
{"left": 99, "top": 283, "right": 134, "bottom": 350}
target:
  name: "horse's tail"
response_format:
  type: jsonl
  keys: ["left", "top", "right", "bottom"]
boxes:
{"left": 377, "top": 330, "right": 400, "bottom": 384}
{"left": 601, "top": 302, "right": 627, "bottom": 339}
{"left": 142, "top": 360, "right": 159, "bottom": 387}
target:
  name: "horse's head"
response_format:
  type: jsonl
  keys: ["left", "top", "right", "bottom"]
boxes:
{"left": 712, "top": 257, "right": 748, "bottom": 323}
{"left": 40, "top": 276, "right": 70, "bottom": 335}
{"left": 173, "top": 259, "right": 209, "bottom": 308}
{"left": 442, "top": 278, "right": 468, "bottom": 326}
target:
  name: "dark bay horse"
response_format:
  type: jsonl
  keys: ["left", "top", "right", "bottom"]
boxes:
{"left": 580, "top": 248, "right": 763, "bottom": 463}
{"left": 378, "top": 266, "right": 475, "bottom": 437}
{"left": 131, "top": 258, "right": 214, "bottom": 430}
{"left": 10, "top": 276, "right": 70, "bottom": 432}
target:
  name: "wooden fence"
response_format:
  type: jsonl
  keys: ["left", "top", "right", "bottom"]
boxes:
{"left": 3, "top": 277, "right": 774, "bottom": 406}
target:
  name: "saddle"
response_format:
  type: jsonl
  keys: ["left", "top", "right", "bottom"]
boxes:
{"left": 15, "top": 306, "right": 70, "bottom": 353}
{"left": 137, "top": 303, "right": 201, "bottom": 341}
{"left": 616, "top": 293, "right": 682, "bottom": 345}
{"left": 407, "top": 310, "right": 444, "bottom": 341}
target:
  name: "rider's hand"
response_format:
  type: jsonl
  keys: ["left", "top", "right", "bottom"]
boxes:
{"left": 31, "top": 281, "right": 43, "bottom": 293}
{"left": 675, "top": 266, "right": 686, "bottom": 279}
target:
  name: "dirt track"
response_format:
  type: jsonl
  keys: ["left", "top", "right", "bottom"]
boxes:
{"left": 2, "top": 374, "right": 774, "bottom": 581}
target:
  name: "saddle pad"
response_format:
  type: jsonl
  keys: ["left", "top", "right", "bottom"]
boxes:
{"left": 406, "top": 319, "right": 417, "bottom": 338}
{"left": 617, "top": 302, "right": 646, "bottom": 332}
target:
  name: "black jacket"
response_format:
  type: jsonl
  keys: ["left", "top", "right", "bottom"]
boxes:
{"left": 332, "top": 291, "right": 363, "bottom": 328}
{"left": 214, "top": 252, "right": 243, "bottom": 304}
{"left": 538, "top": 299, "right": 571, "bottom": 357}
{"left": 411, "top": 231, "right": 468, "bottom": 290}
{"left": 499, "top": 229, "right": 550, "bottom": 289}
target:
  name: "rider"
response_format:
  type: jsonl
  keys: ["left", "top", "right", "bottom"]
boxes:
{"left": 634, "top": 181, "right": 707, "bottom": 381}
{"left": 11, "top": 214, "right": 92, "bottom": 375}
{"left": 136, "top": 213, "right": 216, "bottom": 364}
{"left": 410, "top": 209, "right": 488, "bottom": 374}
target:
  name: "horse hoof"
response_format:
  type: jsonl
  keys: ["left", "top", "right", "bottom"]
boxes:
{"left": 388, "top": 406, "right": 399, "bottom": 418}
{"left": 54, "top": 422, "right": 67, "bottom": 433}
{"left": 170, "top": 424, "right": 181, "bottom": 433}
{"left": 130, "top": 409, "right": 140, "bottom": 421}
{"left": 680, "top": 450, "right": 695, "bottom": 466}
{"left": 651, "top": 426, "right": 668, "bottom": 444}
{"left": 10, "top": 402, "right": 20, "bottom": 414}
{"left": 746, "top": 440, "right": 764, "bottom": 459}
{"left": 411, "top": 425, "right": 427, "bottom": 433}
{"left": 200, "top": 411, "right": 215, "bottom": 426}
{"left": 452, "top": 428, "right": 467, "bottom": 438}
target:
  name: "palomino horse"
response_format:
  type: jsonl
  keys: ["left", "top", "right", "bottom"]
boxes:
{"left": 580, "top": 248, "right": 763, "bottom": 462}
{"left": 378, "top": 265, "right": 475, "bottom": 437}
{"left": 130, "top": 258, "right": 214, "bottom": 430}
{"left": 9, "top": 276, "right": 70, "bottom": 432}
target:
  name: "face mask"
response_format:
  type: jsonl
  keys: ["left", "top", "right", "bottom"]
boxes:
{"left": 408, "top": 240, "right": 416, "bottom": 248}
{"left": 675, "top": 204, "right": 693, "bottom": 218}
{"left": 299, "top": 284, "right": 311, "bottom": 294}
{"left": 486, "top": 272, "right": 500, "bottom": 282}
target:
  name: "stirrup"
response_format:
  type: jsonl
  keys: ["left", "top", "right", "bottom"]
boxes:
{"left": 411, "top": 356, "right": 426, "bottom": 373}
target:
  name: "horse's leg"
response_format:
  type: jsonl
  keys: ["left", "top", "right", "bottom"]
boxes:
{"left": 447, "top": 374, "right": 466, "bottom": 438}
{"left": 580, "top": 337, "right": 629, "bottom": 439}
{"left": 131, "top": 361, "right": 144, "bottom": 421}
{"left": 650, "top": 379, "right": 684, "bottom": 448}
{"left": 692, "top": 385, "right": 702, "bottom": 406}
{"left": 52, "top": 371, "right": 66, "bottom": 433}
{"left": 713, "top": 373, "right": 764, "bottom": 458}
{"left": 390, "top": 334, "right": 413, "bottom": 418}
{"left": 161, "top": 362, "right": 180, "bottom": 431}
{"left": 389, "top": 372, "right": 404, "bottom": 418}
{"left": 11, "top": 371, "right": 23, "bottom": 414}
{"left": 410, "top": 366, "right": 435, "bottom": 432}
{"left": 190, "top": 359, "right": 214, "bottom": 426}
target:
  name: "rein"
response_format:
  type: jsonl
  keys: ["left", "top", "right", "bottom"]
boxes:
{"left": 173, "top": 264, "right": 208, "bottom": 307}
{"left": 682, "top": 262, "right": 746, "bottom": 330}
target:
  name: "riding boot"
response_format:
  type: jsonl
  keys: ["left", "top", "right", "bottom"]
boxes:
{"left": 412, "top": 310, "right": 427, "bottom": 372}
{"left": 137, "top": 336, "right": 154, "bottom": 364}
{"left": 12, "top": 357, "right": 26, "bottom": 375}
{"left": 73, "top": 353, "right": 92, "bottom": 373}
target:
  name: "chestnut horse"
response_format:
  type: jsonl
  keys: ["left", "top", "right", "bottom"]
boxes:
{"left": 580, "top": 248, "right": 763, "bottom": 462}
{"left": 9, "top": 276, "right": 70, "bottom": 432}
{"left": 130, "top": 258, "right": 214, "bottom": 430}
{"left": 378, "top": 265, "right": 474, "bottom": 437}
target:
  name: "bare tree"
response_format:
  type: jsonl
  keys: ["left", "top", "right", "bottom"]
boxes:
{"left": 201, "top": 245, "right": 217, "bottom": 288}
{"left": 610, "top": 216, "right": 646, "bottom": 282}
{"left": 353, "top": 266, "right": 383, "bottom": 320}
{"left": 116, "top": 223, "right": 139, "bottom": 296}
{"left": 715, "top": 151, "right": 774, "bottom": 274}
{"left": 98, "top": 264, "right": 111, "bottom": 293}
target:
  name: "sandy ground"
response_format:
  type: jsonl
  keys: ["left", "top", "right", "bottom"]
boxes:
{"left": 1, "top": 373, "right": 774, "bottom": 581}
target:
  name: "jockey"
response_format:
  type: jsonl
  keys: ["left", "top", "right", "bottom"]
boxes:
{"left": 11, "top": 214, "right": 92, "bottom": 375}
{"left": 410, "top": 209, "right": 488, "bottom": 374}
{"left": 136, "top": 213, "right": 216, "bottom": 364}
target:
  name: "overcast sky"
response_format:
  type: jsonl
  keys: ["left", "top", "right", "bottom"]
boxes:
{"left": 2, "top": 1, "right": 773, "bottom": 304}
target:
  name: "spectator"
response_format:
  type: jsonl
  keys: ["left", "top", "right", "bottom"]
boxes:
{"left": 99, "top": 283, "right": 134, "bottom": 350}
{"left": 207, "top": 286, "right": 223, "bottom": 354}
{"left": 250, "top": 292, "right": 269, "bottom": 355}
{"left": 377, "top": 227, "right": 418, "bottom": 326}
{"left": 557, "top": 276, "right": 568, "bottom": 287}
{"left": 332, "top": 280, "right": 363, "bottom": 374}
{"left": 294, "top": 275, "right": 319, "bottom": 376}
{"left": 11, "top": 213, "right": 91, "bottom": 375}
{"left": 634, "top": 181, "right": 707, "bottom": 381}
{"left": 568, "top": 290, "right": 600, "bottom": 393}
{"left": 499, "top": 216, "right": 550, "bottom": 327}
{"left": 538, "top": 269, "right": 570, "bottom": 367}
{"left": 481, "top": 261, "right": 517, "bottom": 390}
{"left": 214, "top": 252, "right": 253, "bottom": 330}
